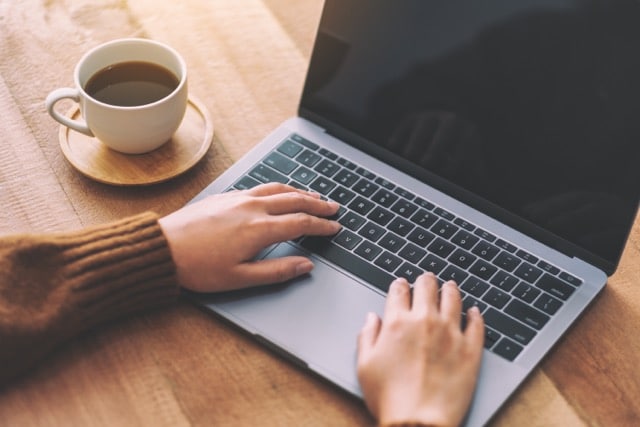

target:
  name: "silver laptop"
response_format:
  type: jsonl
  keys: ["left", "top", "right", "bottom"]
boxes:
{"left": 189, "top": 1, "right": 640, "bottom": 425}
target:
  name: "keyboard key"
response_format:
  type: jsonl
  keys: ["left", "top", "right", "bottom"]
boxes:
{"left": 468, "top": 259, "right": 497, "bottom": 280}
{"left": 374, "top": 177, "right": 395, "bottom": 189}
{"left": 484, "top": 328, "right": 501, "bottom": 349}
{"left": 358, "top": 221, "right": 386, "bottom": 242}
{"left": 495, "top": 239, "right": 517, "bottom": 253}
{"left": 395, "top": 262, "right": 423, "bottom": 283}
{"left": 407, "top": 227, "right": 436, "bottom": 247}
{"left": 333, "top": 169, "right": 359, "bottom": 187}
{"left": 493, "top": 337, "right": 524, "bottom": 361}
{"left": 482, "top": 288, "right": 511, "bottom": 309}
{"left": 318, "top": 148, "right": 338, "bottom": 160}
{"left": 414, "top": 197, "right": 435, "bottom": 210}
{"left": 490, "top": 270, "right": 519, "bottom": 292}
{"left": 473, "top": 227, "right": 497, "bottom": 242}
{"left": 374, "top": 251, "right": 403, "bottom": 272}
{"left": 302, "top": 237, "right": 395, "bottom": 292}
{"left": 398, "top": 243, "right": 427, "bottom": 264}
{"left": 356, "top": 167, "right": 376, "bottom": 180}
{"left": 454, "top": 218, "right": 475, "bottom": 231}
{"left": 327, "top": 205, "right": 346, "bottom": 221}
{"left": 328, "top": 186, "right": 356, "bottom": 204}
{"left": 249, "top": 164, "right": 288, "bottom": 184}
{"left": 516, "top": 249, "right": 539, "bottom": 264}
{"left": 353, "top": 178, "right": 379, "bottom": 197}
{"left": 514, "top": 262, "right": 543, "bottom": 284}
{"left": 484, "top": 308, "right": 536, "bottom": 345}
{"left": 430, "top": 219, "right": 459, "bottom": 239}
{"left": 559, "top": 272, "right": 582, "bottom": 287}
{"left": 440, "top": 265, "right": 468, "bottom": 284}
{"left": 463, "top": 295, "right": 488, "bottom": 313}
{"left": 379, "top": 232, "right": 406, "bottom": 253}
{"left": 339, "top": 211, "right": 366, "bottom": 231}
{"left": 234, "top": 175, "right": 260, "bottom": 190}
{"left": 451, "top": 230, "right": 479, "bottom": 250}
{"left": 492, "top": 251, "right": 521, "bottom": 272}
{"left": 387, "top": 217, "right": 414, "bottom": 237}
{"left": 393, "top": 186, "right": 414, "bottom": 200}
{"left": 371, "top": 189, "right": 398, "bottom": 207}
{"left": 536, "top": 273, "right": 575, "bottom": 300}
{"left": 349, "top": 196, "right": 375, "bottom": 215}
{"left": 367, "top": 206, "right": 395, "bottom": 226}
{"left": 410, "top": 209, "right": 438, "bottom": 228}
{"left": 291, "top": 166, "right": 317, "bottom": 185}
{"left": 333, "top": 230, "right": 362, "bottom": 250}
{"left": 314, "top": 159, "right": 340, "bottom": 177}
{"left": 309, "top": 176, "right": 336, "bottom": 194}
{"left": 287, "top": 181, "right": 307, "bottom": 191}
{"left": 537, "top": 260, "right": 560, "bottom": 275}
{"left": 428, "top": 237, "right": 455, "bottom": 258}
{"left": 471, "top": 241, "right": 500, "bottom": 261}
{"left": 296, "top": 149, "right": 322, "bottom": 167}
{"left": 354, "top": 240, "right": 383, "bottom": 261}
{"left": 504, "top": 299, "right": 550, "bottom": 330}
{"left": 533, "top": 293, "right": 563, "bottom": 315}
{"left": 461, "top": 276, "right": 490, "bottom": 298}
{"left": 433, "top": 207, "right": 455, "bottom": 221}
{"left": 290, "top": 134, "right": 318, "bottom": 150}
{"left": 264, "top": 152, "right": 298, "bottom": 174}
{"left": 277, "top": 140, "right": 303, "bottom": 157}
{"left": 511, "top": 282, "right": 541, "bottom": 303}
{"left": 448, "top": 248, "right": 477, "bottom": 269}
{"left": 337, "top": 157, "right": 357, "bottom": 170}
{"left": 391, "top": 200, "right": 418, "bottom": 218}
{"left": 419, "top": 254, "right": 448, "bottom": 274}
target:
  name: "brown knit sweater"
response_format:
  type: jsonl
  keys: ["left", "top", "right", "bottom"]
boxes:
{"left": 0, "top": 212, "right": 435, "bottom": 426}
{"left": 0, "top": 212, "right": 179, "bottom": 385}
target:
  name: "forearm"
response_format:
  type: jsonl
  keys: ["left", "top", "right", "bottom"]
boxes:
{"left": 0, "top": 212, "right": 180, "bottom": 385}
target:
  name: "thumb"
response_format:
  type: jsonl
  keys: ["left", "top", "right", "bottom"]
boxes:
{"left": 233, "top": 256, "right": 315, "bottom": 288}
{"left": 357, "top": 312, "right": 381, "bottom": 361}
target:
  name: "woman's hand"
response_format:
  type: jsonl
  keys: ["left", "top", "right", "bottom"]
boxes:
{"left": 357, "top": 273, "right": 485, "bottom": 427}
{"left": 159, "top": 183, "right": 341, "bottom": 292}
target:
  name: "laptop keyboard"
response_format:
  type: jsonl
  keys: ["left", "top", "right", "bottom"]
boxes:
{"left": 229, "top": 133, "right": 583, "bottom": 362}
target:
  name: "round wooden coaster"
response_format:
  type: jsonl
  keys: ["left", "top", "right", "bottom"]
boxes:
{"left": 59, "top": 96, "right": 213, "bottom": 186}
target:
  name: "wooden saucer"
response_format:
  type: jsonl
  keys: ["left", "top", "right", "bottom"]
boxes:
{"left": 59, "top": 97, "right": 213, "bottom": 186}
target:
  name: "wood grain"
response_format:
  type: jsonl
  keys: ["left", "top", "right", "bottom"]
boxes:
{"left": 0, "top": 0, "right": 639, "bottom": 426}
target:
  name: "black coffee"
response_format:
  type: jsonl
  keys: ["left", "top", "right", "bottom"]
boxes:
{"left": 85, "top": 61, "right": 179, "bottom": 106}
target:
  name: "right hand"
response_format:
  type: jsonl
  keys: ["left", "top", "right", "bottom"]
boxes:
{"left": 357, "top": 273, "right": 485, "bottom": 427}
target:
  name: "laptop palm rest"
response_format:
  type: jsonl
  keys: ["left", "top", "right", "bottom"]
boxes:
{"left": 198, "top": 242, "right": 386, "bottom": 395}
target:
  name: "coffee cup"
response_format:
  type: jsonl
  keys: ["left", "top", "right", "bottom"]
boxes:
{"left": 46, "top": 38, "right": 188, "bottom": 154}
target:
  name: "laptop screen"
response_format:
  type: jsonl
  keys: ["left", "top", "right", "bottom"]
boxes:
{"left": 300, "top": 0, "right": 640, "bottom": 273}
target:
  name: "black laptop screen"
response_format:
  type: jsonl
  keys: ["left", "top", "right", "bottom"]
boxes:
{"left": 300, "top": 0, "right": 640, "bottom": 272}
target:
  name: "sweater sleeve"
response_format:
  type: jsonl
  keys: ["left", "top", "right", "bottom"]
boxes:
{"left": 0, "top": 212, "right": 180, "bottom": 385}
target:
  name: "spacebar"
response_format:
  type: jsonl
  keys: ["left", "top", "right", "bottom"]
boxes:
{"left": 301, "top": 237, "right": 395, "bottom": 292}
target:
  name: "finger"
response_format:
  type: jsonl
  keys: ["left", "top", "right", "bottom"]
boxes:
{"left": 262, "top": 213, "right": 341, "bottom": 243}
{"left": 383, "top": 278, "right": 411, "bottom": 319}
{"left": 232, "top": 256, "right": 315, "bottom": 287}
{"left": 465, "top": 306, "right": 486, "bottom": 353}
{"left": 357, "top": 312, "right": 382, "bottom": 360}
{"left": 411, "top": 272, "right": 439, "bottom": 314}
{"left": 247, "top": 182, "right": 318, "bottom": 198}
{"left": 439, "top": 280, "right": 463, "bottom": 322}
{"left": 262, "top": 192, "right": 340, "bottom": 217}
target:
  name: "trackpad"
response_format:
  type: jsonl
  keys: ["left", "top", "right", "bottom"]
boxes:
{"left": 201, "top": 242, "right": 386, "bottom": 395}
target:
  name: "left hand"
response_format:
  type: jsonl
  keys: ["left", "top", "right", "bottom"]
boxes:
{"left": 159, "top": 183, "right": 341, "bottom": 292}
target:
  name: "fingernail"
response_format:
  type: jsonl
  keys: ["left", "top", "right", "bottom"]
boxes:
{"left": 327, "top": 200, "right": 340, "bottom": 209}
{"left": 469, "top": 306, "right": 480, "bottom": 316}
{"left": 296, "top": 260, "right": 314, "bottom": 276}
{"left": 365, "top": 312, "right": 378, "bottom": 325}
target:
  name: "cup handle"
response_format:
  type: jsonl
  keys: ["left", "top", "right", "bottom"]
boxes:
{"left": 45, "top": 88, "right": 94, "bottom": 137}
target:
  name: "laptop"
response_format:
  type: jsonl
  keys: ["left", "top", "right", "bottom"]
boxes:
{"left": 189, "top": 0, "right": 640, "bottom": 425}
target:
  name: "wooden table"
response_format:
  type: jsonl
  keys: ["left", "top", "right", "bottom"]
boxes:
{"left": 1, "top": 1, "right": 639, "bottom": 425}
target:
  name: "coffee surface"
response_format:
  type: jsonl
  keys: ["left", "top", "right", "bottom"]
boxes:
{"left": 85, "top": 61, "right": 179, "bottom": 106}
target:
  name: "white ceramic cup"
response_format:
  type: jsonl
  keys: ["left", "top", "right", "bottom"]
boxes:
{"left": 46, "top": 38, "right": 188, "bottom": 154}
